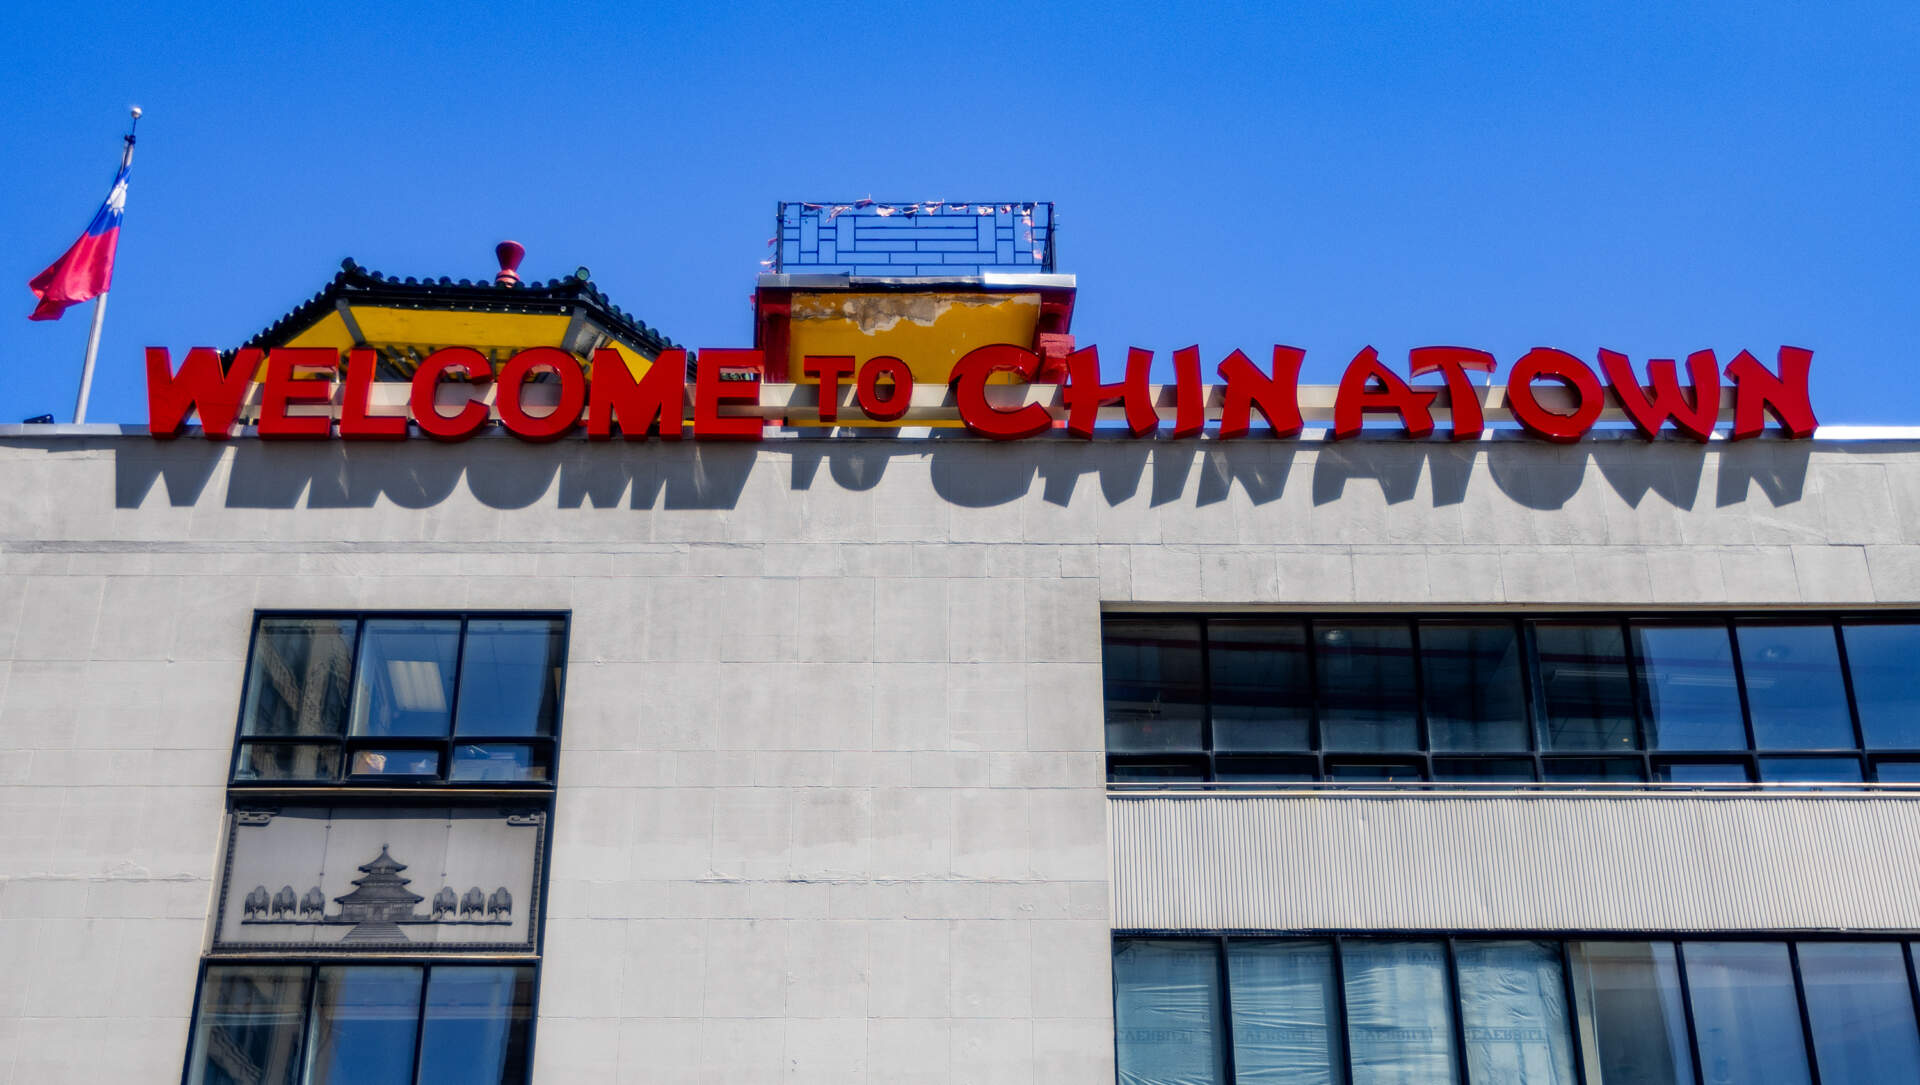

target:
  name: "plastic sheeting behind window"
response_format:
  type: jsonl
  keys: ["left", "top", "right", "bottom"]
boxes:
{"left": 1114, "top": 939, "right": 1227, "bottom": 1085}
{"left": 1227, "top": 939, "right": 1345, "bottom": 1083}
{"left": 1454, "top": 940, "right": 1576, "bottom": 1085}
{"left": 1340, "top": 941, "right": 1459, "bottom": 1085}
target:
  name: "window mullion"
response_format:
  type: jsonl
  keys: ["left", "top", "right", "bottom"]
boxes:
{"left": 1786, "top": 943, "right": 1825, "bottom": 1085}
{"left": 1199, "top": 617, "right": 1216, "bottom": 784}
{"left": 1672, "top": 941, "right": 1707, "bottom": 1085}
{"left": 1619, "top": 618, "right": 1650, "bottom": 758}
{"left": 409, "top": 963, "right": 432, "bottom": 1085}
{"left": 1331, "top": 934, "right": 1353, "bottom": 1085}
{"left": 1560, "top": 939, "right": 1591, "bottom": 1085}
{"left": 300, "top": 961, "right": 322, "bottom": 1083}
{"left": 1725, "top": 620, "right": 1761, "bottom": 767}
{"left": 1444, "top": 937, "right": 1470, "bottom": 1085}
{"left": 1409, "top": 620, "right": 1430, "bottom": 781}
{"left": 1831, "top": 618, "right": 1871, "bottom": 759}
{"left": 443, "top": 616, "right": 472, "bottom": 783}
{"left": 1216, "top": 935, "right": 1236, "bottom": 1084}
{"left": 1303, "top": 619, "right": 1323, "bottom": 780}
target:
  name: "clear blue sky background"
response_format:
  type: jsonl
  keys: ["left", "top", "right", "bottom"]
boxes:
{"left": 1, "top": 1, "right": 1913, "bottom": 424}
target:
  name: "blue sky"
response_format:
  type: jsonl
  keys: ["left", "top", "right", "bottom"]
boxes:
{"left": 2, "top": 1, "right": 1914, "bottom": 424}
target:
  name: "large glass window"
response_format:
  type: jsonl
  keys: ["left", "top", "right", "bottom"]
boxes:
{"left": 1105, "top": 612, "right": 1920, "bottom": 785}
{"left": 1227, "top": 939, "right": 1344, "bottom": 1083}
{"left": 1121, "top": 935, "right": 1920, "bottom": 1085}
{"left": 1535, "top": 623, "right": 1636, "bottom": 752}
{"left": 1569, "top": 941, "right": 1694, "bottom": 1085}
{"left": 1316, "top": 624, "right": 1419, "bottom": 753}
{"left": 1798, "top": 942, "right": 1920, "bottom": 1083}
{"left": 1454, "top": 940, "right": 1576, "bottom": 1084}
{"left": 185, "top": 965, "right": 311, "bottom": 1085}
{"left": 1421, "top": 622, "right": 1529, "bottom": 753}
{"left": 1681, "top": 941, "right": 1811, "bottom": 1085}
{"left": 186, "top": 964, "right": 535, "bottom": 1085}
{"left": 235, "top": 613, "right": 567, "bottom": 786}
{"left": 241, "top": 618, "right": 358, "bottom": 740}
{"left": 1340, "top": 940, "right": 1458, "bottom": 1084}
{"left": 1632, "top": 624, "right": 1746, "bottom": 751}
{"left": 1113, "top": 939, "right": 1228, "bottom": 1085}
{"left": 305, "top": 966, "right": 422, "bottom": 1085}
{"left": 1736, "top": 623, "right": 1854, "bottom": 749}
{"left": 352, "top": 621, "right": 460, "bottom": 739}
{"left": 1210, "top": 621, "right": 1313, "bottom": 753}
{"left": 453, "top": 621, "right": 566, "bottom": 738}
{"left": 415, "top": 967, "right": 536, "bottom": 1085}
{"left": 1105, "top": 619, "right": 1207, "bottom": 754}
{"left": 1843, "top": 623, "right": 1920, "bottom": 748}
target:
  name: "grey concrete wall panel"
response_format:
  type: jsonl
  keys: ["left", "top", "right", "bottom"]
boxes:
{"left": 1111, "top": 793, "right": 1920, "bottom": 932}
{"left": 212, "top": 805, "right": 544, "bottom": 952}
{"left": 3, "top": 432, "right": 1919, "bottom": 1082}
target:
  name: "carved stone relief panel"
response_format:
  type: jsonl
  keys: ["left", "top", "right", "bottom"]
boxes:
{"left": 212, "top": 805, "right": 545, "bottom": 953}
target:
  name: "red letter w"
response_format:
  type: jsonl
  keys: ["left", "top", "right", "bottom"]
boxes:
{"left": 147, "top": 347, "right": 260, "bottom": 439}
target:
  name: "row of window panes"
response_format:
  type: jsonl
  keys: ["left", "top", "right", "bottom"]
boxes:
{"left": 1114, "top": 935, "right": 1920, "bottom": 1084}
{"left": 1109, "top": 752, "right": 1920, "bottom": 785}
{"left": 234, "top": 615, "right": 565, "bottom": 785}
{"left": 1105, "top": 615, "right": 1920, "bottom": 777}
{"left": 184, "top": 963, "right": 533, "bottom": 1085}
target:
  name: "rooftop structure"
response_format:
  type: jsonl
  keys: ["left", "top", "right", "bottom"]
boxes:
{"left": 771, "top": 199, "right": 1057, "bottom": 276}
{"left": 245, "top": 251, "right": 685, "bottom": 381}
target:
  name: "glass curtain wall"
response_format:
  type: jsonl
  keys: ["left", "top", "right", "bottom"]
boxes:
{"left": 1104, "top": 615, "right": 1920, "bottom": 784}
{"left": 1115, "top": 935, "right": 1920, "bottom": 1085}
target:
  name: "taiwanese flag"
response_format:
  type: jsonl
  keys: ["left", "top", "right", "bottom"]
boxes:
{"left": 28, "top": 144, "right": 131, "bottom": 321}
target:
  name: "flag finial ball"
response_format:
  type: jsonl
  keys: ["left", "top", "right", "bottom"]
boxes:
{"left": 129, "top": 106, "right": 141, "bottom": 119}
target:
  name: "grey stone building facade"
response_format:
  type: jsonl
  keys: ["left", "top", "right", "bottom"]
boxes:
{"left": 2, "top": 428, "right": 1918, "bottom": 1083}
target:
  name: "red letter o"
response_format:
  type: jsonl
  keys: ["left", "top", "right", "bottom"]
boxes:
{"left": 1506, "top": 348, "right": 1603, "bottom": 443}
{"left": 496, "top": 347, "right": 586, "bottom": 442}
{"left": 856, "top": 356, "right": 914, "bottom": 422}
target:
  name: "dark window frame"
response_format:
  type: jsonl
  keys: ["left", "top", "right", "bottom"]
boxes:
{"left": 1113, "top": 930, "right": 1920, "bottom": 1085}
{"left": 180, "top": 957, "right": 541, "bottom": 1085}
{"left": 1104, "top": 611, "right": 1920, "bottom": 786}
{"left": 230, "top": 610, "right": 571, "bottom": 790}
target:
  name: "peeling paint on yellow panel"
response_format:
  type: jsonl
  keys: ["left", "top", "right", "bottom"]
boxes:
{"left": 787, "top": 292, "right": 1039, "bottom": 385}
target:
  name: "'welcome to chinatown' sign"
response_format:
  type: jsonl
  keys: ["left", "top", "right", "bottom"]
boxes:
{"left": 143, "top": 342, "right": 1818, "bottom": 443}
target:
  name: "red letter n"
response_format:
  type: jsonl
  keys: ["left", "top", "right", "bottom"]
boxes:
{"left": 1726, "top": 347, "right": 1817, "bottom": 440}
{"left": 1217, "top": 347, "right": 1304, "bottom": 439}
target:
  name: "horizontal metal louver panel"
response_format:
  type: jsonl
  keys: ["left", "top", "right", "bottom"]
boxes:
{"left": 1110, "top": 794, "right": 1920, "bottom": 932}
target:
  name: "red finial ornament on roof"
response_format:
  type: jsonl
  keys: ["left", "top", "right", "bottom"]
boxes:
{"left": 495, "top": 240, "right": 525, "bottom": 286}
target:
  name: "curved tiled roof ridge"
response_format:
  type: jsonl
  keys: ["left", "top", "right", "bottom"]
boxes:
{"left": 242, "top": 256, "right": 680, "bottom": 357}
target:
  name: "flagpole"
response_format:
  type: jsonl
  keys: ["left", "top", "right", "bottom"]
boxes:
{"left": 72, "top": 105, "right": 139, "bottom": 425}
{"left": 73, "top": 292, "right": 108, "bottom": 423}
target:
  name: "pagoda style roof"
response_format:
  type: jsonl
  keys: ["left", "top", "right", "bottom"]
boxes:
{"left": 243, "top": 257, "right": 687, "bottom": 379}
{"left": 333, "top": 844, "right": 425, "bottom": 908}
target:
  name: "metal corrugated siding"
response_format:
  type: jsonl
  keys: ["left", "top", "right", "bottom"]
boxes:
{"left": 1110, "top": 794, "right": 1920, "bottom": 932}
